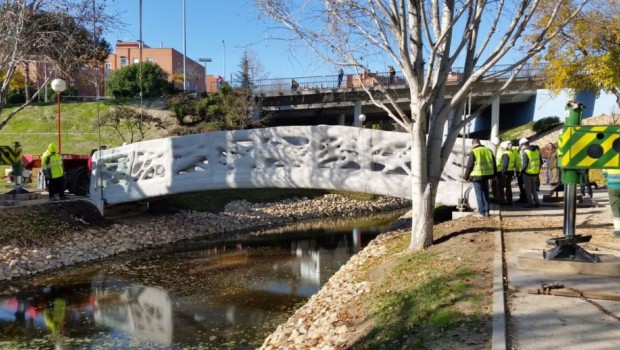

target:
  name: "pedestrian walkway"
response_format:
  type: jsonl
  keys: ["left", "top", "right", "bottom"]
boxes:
{"left": 499, "top": 188, "right": 620, "bottom": 350}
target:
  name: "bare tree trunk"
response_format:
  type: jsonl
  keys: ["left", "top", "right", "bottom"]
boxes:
{"left": 408, "top": 103, "right": 434, "bottom": 251}
{"left": 24, "top": 63, "right": 30, "bottom": 101}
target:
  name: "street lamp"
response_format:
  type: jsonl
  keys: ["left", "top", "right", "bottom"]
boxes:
{"left": 222, "top": 40, "right": 226, "bottom": 80}
{"left": 199, "top": 57, "right": 212, "bottom": 92}
{"left": 358, "top": 113, "right": 366, "bottom": 128}
{"left": 51, "top": 78, "right": 67, "bottom": 153}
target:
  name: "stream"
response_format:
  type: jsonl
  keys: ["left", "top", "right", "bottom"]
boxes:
{"left": 0, "top": 210, "right": 405, "bottom": 349}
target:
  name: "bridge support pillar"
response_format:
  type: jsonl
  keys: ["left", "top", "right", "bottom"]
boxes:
{"left": 490, "top": 96, "right": 500, "bottom": 141}
{"left": 353, "top": 100, "right": 362, "bottom": 127}
{"left": 338, "top": 113, "right": 345, "bottom": 125}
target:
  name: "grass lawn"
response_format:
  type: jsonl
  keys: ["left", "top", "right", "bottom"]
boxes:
{"left": 0, "top": 98, "right": 162, "bottom": 155}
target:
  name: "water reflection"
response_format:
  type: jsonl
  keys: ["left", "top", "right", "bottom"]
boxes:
{"left": 0, "top": 212, "right": 401, "bottom": 349}
{"left": 93, "top": 283, "right": 172, "bottom": 346}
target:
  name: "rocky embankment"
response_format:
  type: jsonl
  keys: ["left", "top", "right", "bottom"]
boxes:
{"left": 0, "top": 194, "right": 409, "bottom": 282}
{"left": 259, "top": 231, "right": 399, "bottom": 349}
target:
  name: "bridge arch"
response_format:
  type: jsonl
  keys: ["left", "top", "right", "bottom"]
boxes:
{"left": 90, "top": 126, "right": 476, "bottom": 213}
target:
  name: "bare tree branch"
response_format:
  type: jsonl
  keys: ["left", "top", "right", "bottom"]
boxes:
{"left": 254, "top": 0, "right": 590, "bottom": 251}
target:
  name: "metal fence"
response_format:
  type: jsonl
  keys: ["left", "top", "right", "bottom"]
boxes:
{"left": 229, "top": 62, "right": 547, "bottom": 95}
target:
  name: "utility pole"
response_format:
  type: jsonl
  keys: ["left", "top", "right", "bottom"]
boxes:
{"left": 182, "top": 0, "right": 187, "bottom": 91}
{"left": 222, "top": 40, "right": 226, "bottom": 80}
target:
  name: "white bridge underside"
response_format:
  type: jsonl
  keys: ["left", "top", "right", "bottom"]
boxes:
{"left": 91, "top": 126, "right": 480, "bottom": 211}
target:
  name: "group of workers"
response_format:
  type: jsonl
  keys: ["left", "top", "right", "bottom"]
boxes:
{"left": 464, "top": 137, "right": 541, "bottom": 217}
{"left": 463, "top": 137, "right": 620, "bottom": 238}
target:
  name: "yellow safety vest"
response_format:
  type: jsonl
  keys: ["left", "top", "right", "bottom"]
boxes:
{"left": 44, "top": 153, "right": 65, "bottom": 179}
{"left": 513, "top": 148, "right": 522, "bottom": 171}
{"left": 496, "top": 149, "right": 517, "bottom": 172}
{"left": 471, "top": 146, "right": 494, "bottom": 176}
{"left": 524, "top": 149, "right": 541, "bottom": 175}
{"left": 495, "top": 149, "right": 505, "bottom": 168}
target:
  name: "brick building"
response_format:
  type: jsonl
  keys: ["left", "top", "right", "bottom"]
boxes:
{"left": 105, "top": 41, "right": 207, "bottom": 93}
{"left": 24, "top": 41, "right": 217, "bottom": 99}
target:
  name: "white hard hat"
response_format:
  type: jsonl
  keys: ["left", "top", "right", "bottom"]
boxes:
{"left": 519, "top": 137, "right": 529, "bottom": 145}
{"left": 500, "top": 141, "right": 510, "bottom": 149}
{"left": 492, "top": 137, "right": 500, "bottom": 145}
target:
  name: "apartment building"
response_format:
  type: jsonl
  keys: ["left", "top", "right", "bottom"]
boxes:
{"left": 105, "top": 41, "right": 207, "bottom": 93}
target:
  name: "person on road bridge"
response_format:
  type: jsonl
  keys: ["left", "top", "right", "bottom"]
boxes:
{"left": 496, "top": 141, "right": 516, "bottom": 205}
{"left": 41, "top": 143, "right": 66, "bottom": 201}
{"left": 603, "top": 169, "right": 620, "bottom": 238}
{"left": 519, "top": 138, "right": 542, "bottom": 208}
{"left": 464, "top": 139, "right": 496, "bottom": 217}
{"left": 388, "top": 65, "right": 395, "bottom": 85}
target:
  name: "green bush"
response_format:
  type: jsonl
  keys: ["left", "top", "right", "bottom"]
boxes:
{"left": 6, "top": 89, "right": 25, "bottom": 104}
{"left": 165, "top": 94, "right": 197, "bottom": 124}
{"left": 106, "top": 62, "right": 171, "bottom": 98}
{"left": 532, "top": 116, "right": 561, "bottom": 133}
{"left": 111, "top": 88, "right": 133, "bottom": 99}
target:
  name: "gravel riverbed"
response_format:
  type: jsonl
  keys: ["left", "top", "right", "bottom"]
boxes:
{"left": 0, "top": 194, "right": 410, "bottom": 348}
{"left": 0, "top": 193, "right": 409, "bottom": 282}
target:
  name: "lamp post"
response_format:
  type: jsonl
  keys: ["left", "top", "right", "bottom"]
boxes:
{"left": 199, "top": 57, "right": 212, "bottom": 92}
{"left": 51, "top": 78, "right": 66, "bottom": 153}
{"left": 222, "top": 40, "right": 226, "bottom": 80}
{"left": 358, "top": 113, "right": 366, "bottom": 128}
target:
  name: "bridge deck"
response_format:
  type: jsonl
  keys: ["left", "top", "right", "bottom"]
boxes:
{"left": 90, "top": 126, "right": 481, "bottom": 214}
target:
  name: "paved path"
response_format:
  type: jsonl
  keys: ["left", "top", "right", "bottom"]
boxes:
{"left": 498, "top": 187, "right": 620, "bottom": 350}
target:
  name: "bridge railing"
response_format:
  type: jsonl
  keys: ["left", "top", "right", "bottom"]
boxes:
{"left": 229, "top": 62, "right": 547, "bottom": 95}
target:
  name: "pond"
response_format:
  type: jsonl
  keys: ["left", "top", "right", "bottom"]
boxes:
{"left": 0, "top": 210, "right": 405, "bottom": 349}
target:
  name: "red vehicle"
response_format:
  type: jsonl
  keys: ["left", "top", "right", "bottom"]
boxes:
{"left": 22, "top": 153, "right": 90, "bottom": 195}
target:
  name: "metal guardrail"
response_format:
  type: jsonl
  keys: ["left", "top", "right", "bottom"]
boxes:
{"left": 230, "top": 63, "right": 547, "bottom": 95}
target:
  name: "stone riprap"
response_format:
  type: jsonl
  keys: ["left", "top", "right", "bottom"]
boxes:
{"left": 0, "top": 194, "right": 409, "bottom": 282}
{"left": 259, "top": 231, "right": 399, "bottom": 350}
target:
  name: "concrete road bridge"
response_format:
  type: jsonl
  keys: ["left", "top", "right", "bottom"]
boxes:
{"left": 243, "top": 63, "right": 547, "bottom": 137}
{"left": 90, "top": 126, "right": 484, "bottom": 214}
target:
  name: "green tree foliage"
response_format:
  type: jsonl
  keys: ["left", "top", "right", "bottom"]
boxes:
{"left": 235, "top": 52, "right": 254, "bottom": 91}
{"left": 166, "top": 83, "right": 264, "bottom": 134}
{"left": 97, "top": 106, "right": 164, "bottom": 144}
{"left": 532, "top": 116, "right": 561, "bottom": 133}
{"left": 533, "top": 1, "right": 620, "bottom": 105}
{"left": 106, "top": 62, "right": 173, "bottom": 98}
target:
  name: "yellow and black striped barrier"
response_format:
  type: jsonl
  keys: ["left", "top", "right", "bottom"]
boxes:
{"left": 0, "top": 144, "right": 22, "bottom": 166}
{"left": 559, "top": 125, "right": 620, "bottom": 169}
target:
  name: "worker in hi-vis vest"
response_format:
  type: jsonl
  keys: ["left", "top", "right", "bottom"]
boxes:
{"left": 496, "top": 141, "right": 516, "bottom": 205}
{"left": 603, "top": 169, "right": 620, "bottom": 238}
{"left": 41, "top": 143, "right": 67, "bottom": 201}
{"left": 519, "top": 138, "right": 542, "bottom": 208}
{"left": 513, "top": 143, "right": 526, "bottom": 203}
{"left": 464, "top": 139, "right": 496, "bottom": 217}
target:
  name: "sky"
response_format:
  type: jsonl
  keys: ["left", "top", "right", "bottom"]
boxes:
{"left": 101, "top": 1, "right": 532, "bottom": 83}
{"left": 103, "top": 0, "right": 334, "bottom": 81}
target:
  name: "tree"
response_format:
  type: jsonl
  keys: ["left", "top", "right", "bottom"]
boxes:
{"left": 255, "top": 0, "right": 588, "bottom": 251}
{"left": 235, "top": 51, "right": 254, "bottom": 91}
{"left": 167, "top": 83, "right": 265, "bottom": 133}
{"left": 106, "top": 61, "right": 173, "bottom": 98}
{"left": 0, "top": 0, "right": 117, "bottom": 130}
{"left": 532, "top": 1, "right": 620, "bottom": 106}
{"left": 97, "top": 106, "right": 165, "bottom": 144}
